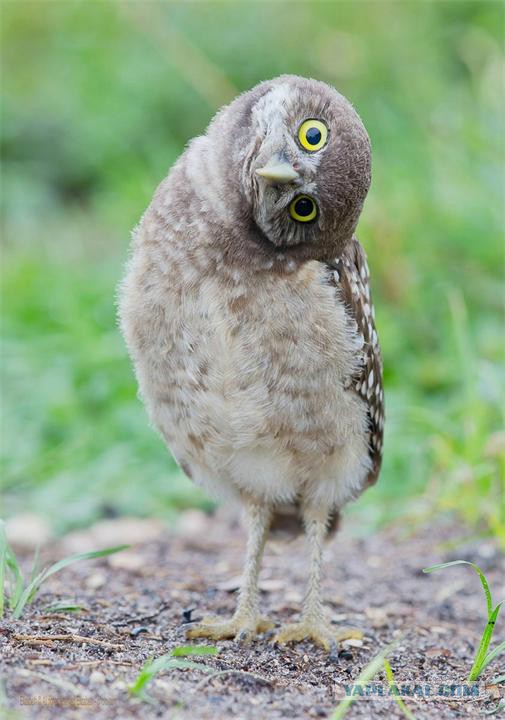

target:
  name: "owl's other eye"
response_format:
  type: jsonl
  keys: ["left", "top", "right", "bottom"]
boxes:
{"left": 289, "top": 195, "right": 318, "bottom": 223}
{"left": 298, "top": 119, "right": 328, "bottom": 152}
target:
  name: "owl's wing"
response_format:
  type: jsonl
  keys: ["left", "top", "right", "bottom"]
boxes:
{"left": 326, "top": 237, "right": 384, "bottom": 486}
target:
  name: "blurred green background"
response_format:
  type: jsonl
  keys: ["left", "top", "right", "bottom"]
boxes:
{"left": 1, "top": 1, "right": 504, "bottom": 539}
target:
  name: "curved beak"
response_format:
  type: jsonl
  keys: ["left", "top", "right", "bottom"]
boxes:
{"left": 255, "top": 156, "right": 300, "bottom": 184}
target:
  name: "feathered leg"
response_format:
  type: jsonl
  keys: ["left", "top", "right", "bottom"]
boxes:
{"left": 187, "top": 500, "right": 273, "bottom": 643}
{"left": 274, "top": 506, "right": 362, "bottom": 655}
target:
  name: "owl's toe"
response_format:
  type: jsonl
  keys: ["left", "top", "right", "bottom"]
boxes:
{"left": 274, "top": 618, "right": 363, "bottom": 653}
{"left": 185, "top": 614, "right": 274, "bottom": 643}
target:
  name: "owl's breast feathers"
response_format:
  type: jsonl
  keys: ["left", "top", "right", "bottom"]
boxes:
{"left": 120, "top": 193, "right": 383, "bottom": 507}
{"left": 326, "top": 238, "right": 384, "bottom": 486}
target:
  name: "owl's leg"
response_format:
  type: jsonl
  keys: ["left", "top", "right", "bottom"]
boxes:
{"left": 186, "top": 500, "right": 273, "bottom": 644}
{"left": 274, "top": 506, "right": 362, "bottom": 656}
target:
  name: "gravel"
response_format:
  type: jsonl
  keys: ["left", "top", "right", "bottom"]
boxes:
{"left": 1, "top": 511, "right": 504, "bottom": 719}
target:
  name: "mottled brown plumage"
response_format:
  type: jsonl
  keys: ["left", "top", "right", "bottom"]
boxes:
{"left": 329, "top": 239, "right": 384, "bottom": 486}
{"left": 119, "top": 75, "right": 384, "bottom": 652}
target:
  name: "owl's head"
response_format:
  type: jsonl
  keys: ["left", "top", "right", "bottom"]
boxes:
{"left": 206, "top": 75, "right": 371, "bottom": 266}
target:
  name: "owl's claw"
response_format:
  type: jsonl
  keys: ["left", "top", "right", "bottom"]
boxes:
{"left": 186, "top": 614, "right": 274, "bottom": 644}
{"left": 273, "top": 618, "right": 363, "bottom": 653}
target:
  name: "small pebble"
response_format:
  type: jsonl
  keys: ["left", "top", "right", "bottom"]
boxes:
{"left": 331, "top": 614, "right": 348, "bottom": 623}
{"left": 86, "top": 572, "right": 106, "bottom": 590}
{"left": 108, "top": 551, "right": 145, "bottom": 572}
{"left": 89, "top": 671, "right": 106, "bottom": 685}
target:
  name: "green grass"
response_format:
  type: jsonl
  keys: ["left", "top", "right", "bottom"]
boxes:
{"left": 0, "top": 520, "right": 127, "bottom": 618}
{"left": 129, "top": 646, "right": 218, "bottom": 702}
{"left": 423, "top": 560, "right": 505, "bottom": 680}
{"left": 383, "top": 659, "right": 418, "bottom": 720}
{"left": 330, "top": 641, "right": 398, "bottom": 719}
{"left": 1, "top": 1, "right": 504, "bottom": 536}
{"left": 42, "top": 601, "right": 86, "bottom": 614}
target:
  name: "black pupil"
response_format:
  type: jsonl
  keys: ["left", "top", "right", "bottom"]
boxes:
{"left": 306, "top": 126, "right": 322, "bottom": 145}
{"left": 294, "top": 198, "right": 314, "bottom": 217}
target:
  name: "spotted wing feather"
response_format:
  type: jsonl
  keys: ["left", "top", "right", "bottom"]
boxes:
{"left": 327, "top": 238, "right": 384, "bottom": 486}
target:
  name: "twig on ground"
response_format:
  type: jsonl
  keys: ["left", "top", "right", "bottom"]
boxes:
{"left": 13, "top": 633, "right": 124, "bottom": 650}
{"left": 26, "top": 659, "right": 135, "bottom": 669}
{"left": 110, "top": 601, "right": 171, "bottom": 626}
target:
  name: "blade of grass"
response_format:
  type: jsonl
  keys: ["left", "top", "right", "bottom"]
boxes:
{"left": 489, "top": 674, "right": 505, "bottom": 685}
{"left": 27, "top": 545, "right": 41, "bottom": 603}
{"left": 6, "top": 549, "right": 24, "bottom": 610}
{"left": 480, "top": 640, "right": 505, "bottom": 674}
{"left": 12, "top": 545, "right": 129, "bottom": 618}
{"left": 170, "top": 645, "right": 218, "bottom": 657}
{"left": 474, "top": 641, "right": 505, "bottom": 672}
{"left": 383, "top": 659, "right": 417, "bottom": 720}
{"left": 43, "top": 602, "right": 86, "bottom": 614}
{"left": 330, "top": 641, "right": 398, "bottom": 720}
{"left": 129, "top": 648, "right": 217, "bottom": 700}
{"left": 423, "top": 560, "right": 503, "bottom": 680}
{"left": 468, "top": 602, "right": 503, "bottom": 680}
{"left": 423, "top": 561, "right": 493, "bottom": 617}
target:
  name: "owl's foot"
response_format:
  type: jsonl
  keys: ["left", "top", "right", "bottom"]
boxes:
{"left": 274, "top": 617, "right": 363, "bottom": 655}
{"left": 186, "top": 614, "right": 274, "bottom": 644}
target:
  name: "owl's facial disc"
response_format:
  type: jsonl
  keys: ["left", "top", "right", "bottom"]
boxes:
{"left": 252, "top": 139, "right": 321, "bottom": 249}
{"left": 250, "top": 113, "right": 330, "bottom": 249}
{"left": 238, "top": 77, "right": 371, "bottom": 260}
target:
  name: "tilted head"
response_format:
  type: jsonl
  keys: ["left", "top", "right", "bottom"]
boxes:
{"left": 204, "top": 75, "right": 371, "bottom": 267}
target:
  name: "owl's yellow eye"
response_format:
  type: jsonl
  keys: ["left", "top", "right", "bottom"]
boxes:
{"left": 289, "top": 195, "right": 318, "bottom": 223}
{"left": 298, "top": 119, "right": 328, "bottom": 152}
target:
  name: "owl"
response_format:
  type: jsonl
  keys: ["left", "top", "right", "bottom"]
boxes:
{"left": 119, "top": 75, "right": 384, "bottom": 655}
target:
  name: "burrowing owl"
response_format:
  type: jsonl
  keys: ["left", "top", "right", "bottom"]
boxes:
{"left": 119, "top": 75, "right": 384, "bottom": 654}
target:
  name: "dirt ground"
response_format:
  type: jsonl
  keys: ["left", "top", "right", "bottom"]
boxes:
{"left": 1, "top": 510, "right": 504, "bottom": 720}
